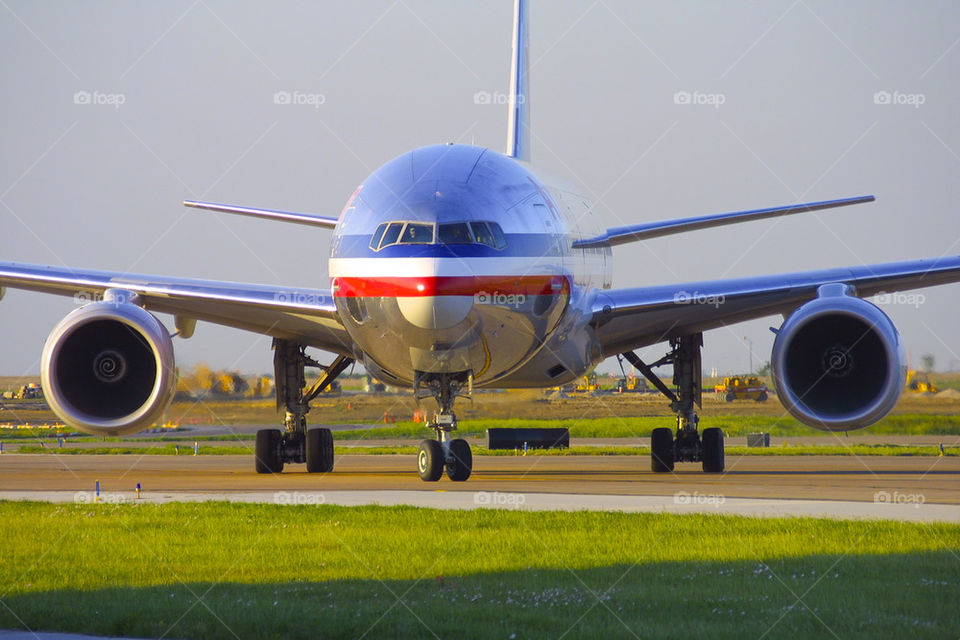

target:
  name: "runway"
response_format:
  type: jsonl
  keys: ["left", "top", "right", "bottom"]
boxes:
{"left": 1, "top": 453, "right": 957, "bottom": 521}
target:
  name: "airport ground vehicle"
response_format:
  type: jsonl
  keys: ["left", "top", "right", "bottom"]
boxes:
{"left": 906, "top": 370, "right": 937, "bottom": 393}
{"left": 714, "top": 376, "right": 769, "bottom": 402}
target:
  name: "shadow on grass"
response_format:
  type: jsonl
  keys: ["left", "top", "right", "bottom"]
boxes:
{"left": 2, "top": 552, "right": 956, "bottom": 640}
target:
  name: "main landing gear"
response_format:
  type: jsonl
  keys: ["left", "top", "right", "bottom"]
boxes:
{"left": 255, "top": 339, "right": 353, "bottom": 474}
{"left": 414, "top": 371, "right": 473, "bottom": 482}
{"left": 622, "top": 332, "right": 725, "bottom": 473}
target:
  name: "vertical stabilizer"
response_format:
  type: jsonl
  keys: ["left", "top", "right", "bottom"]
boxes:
{"left": 505, "top": 0, "right": 530, "bottom": 162}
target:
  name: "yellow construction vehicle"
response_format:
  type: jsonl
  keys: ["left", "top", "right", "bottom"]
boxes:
{"left": 574, "top": 373, "right": 599, "bottom": 392}
{"left": 614, "top": 373, "right": 646, "bottom": 393}
{"left": 714, "top": 376, "right": 768, "bottom": 402}
{"left": 906, "top": 370, "right": 937, "bottom": 393}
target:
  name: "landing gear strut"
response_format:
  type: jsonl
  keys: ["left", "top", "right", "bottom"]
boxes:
{"left": 623, "top": 332, "right": 724, "bottom": 473}
{"left": 255, "top": 339, "right": 352, "bottom": 474}
{"left": 415, "top": 371, "right": 473, "bottom": 482}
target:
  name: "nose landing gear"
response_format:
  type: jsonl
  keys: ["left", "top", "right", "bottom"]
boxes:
{"left": 415, "top": 372, "right": 474, "bottom": 482}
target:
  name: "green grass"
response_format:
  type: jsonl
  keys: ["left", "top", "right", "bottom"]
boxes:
{"left": 4, "top": 413, "right": 960, "bottom": 443}
{"left": 334, "top": 413, "right": 960, "bottom": 439}
{"left": 14, "top": 443, "right": 959, "bottom": 457}
{"left": 0, "top": 502, "right": 956, "bottom": 639}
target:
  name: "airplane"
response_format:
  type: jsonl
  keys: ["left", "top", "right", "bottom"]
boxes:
{"left": 2, "top": 0, "right": 959, "bottom": 481}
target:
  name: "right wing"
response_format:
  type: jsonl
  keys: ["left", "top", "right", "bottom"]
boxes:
{"left": 0, "top": 261, "right": 354, "bottom": 355}
{"left": 591, "top": 255, "right": 960, "bottom": 357}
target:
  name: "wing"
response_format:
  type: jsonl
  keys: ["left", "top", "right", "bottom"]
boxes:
{"left": 0, "top": 261, "right": 353, "bottom": 355}
{"left": 592, "top": 256, "right": 960, "bottom": 356}
{"left": 573, "top": 196, "right": 873, "bottom": 248}
{"left": 182, "top": 200, "right": 339, "bottom": 229}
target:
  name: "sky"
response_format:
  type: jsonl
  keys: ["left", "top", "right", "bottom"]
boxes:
{"left": 2, "top": 1, "right": 959, "bottom": 378}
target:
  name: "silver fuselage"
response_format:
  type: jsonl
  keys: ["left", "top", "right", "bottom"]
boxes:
{"left": 329, "top": 143, "right": 611, "bottom": 388}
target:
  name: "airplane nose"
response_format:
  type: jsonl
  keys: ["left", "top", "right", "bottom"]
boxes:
{"left": 397, "top": 295, "right": 473, "bottom": 329}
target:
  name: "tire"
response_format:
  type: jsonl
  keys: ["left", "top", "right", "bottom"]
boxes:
{"left": 306, "top": 427, "right": 334, "bottom": 473}
{"left": 255, "top": 429, "right": 283, "bottom": 474}
{"left": 417, "top": 439, "right": 443, "bottom": 482}
{"left": 756, "top": 391, "right": 768, "bottom": 402}
{"left": 725, "top": 392, "right": 735, "bottom": 402}
{"left": 651, "top": 427, "right": 674, "bottom": 473}
{"left": 446, "top": 438, "right": 472, "bottom": 482}
{"left": 702, "top": 427, "right": 725, "bottom": 473}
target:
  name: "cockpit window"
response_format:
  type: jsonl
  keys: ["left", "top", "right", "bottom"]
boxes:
{"left": 398, "top": 222, "right": 434, "bottom": 244}
{"left": 487, "top": 222, "right": 507, "bottom": 249}
{"left": 379, "top": 222, "right": 404, "bottom": 249}
{"left": 369, "top": 223, "right": 388, "bottom": 251}
{"left": 469, "top": 221, "right": 507, "bottom": 250}
{"left": 370, "top": 220, "right": 507, "bottom": 251}
{"left": 438, "top": 222, "right": 473, "bottom": 244}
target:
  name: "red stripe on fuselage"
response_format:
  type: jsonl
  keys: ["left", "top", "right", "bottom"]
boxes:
{"left": 333, "top": 275, "right": 567, "bottom": 297}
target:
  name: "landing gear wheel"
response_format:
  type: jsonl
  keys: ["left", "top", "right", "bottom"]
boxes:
{"left": 255, "top": 429, "right": 283, "bottom": 474}
{"left": 418, "top": 439, "right": 444, "bottom": 482}
{"left": 306, "top": 427, "right": 334, "bottom": 473}
{"left": 651, "top": 427, "right": 675, "bottom": 473}
{"left": 702, "top": 427, "right": 725, "bottom": 473}
{"left": 446, "top": 438, "right": 472, "bottom": 481}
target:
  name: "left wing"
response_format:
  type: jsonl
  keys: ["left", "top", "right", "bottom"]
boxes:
{"left": 592, "top": 255, "right": 960, "bottom": 356}
{"left": 0, "top": 261, "right": 353, "bottom": 355}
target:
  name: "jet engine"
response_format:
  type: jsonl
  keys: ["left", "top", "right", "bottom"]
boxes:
{"left": 40, "top": 296, "right": 176, "bottom": 436}
{"left": 771, "top": 284, "right": 906, "bottom": 431}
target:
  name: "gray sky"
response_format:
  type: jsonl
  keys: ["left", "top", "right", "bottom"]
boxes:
{"left": 2, "top": 1, "right": 959, "bottom": 377}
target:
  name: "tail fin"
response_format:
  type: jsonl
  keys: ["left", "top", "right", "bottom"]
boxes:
{"left": 505, "top": 0, "right": 530, "bottom": 162}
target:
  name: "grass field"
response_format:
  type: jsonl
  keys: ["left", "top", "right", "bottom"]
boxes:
{"left": 330, "top": 414, "right": 960, "bottom": 440}
{"left": 4, "top": 412, "right": 960, "bottom": 442}
{"left": 0, "top": 502, "right": 956, "bottom": 639}
{"left": 13, "top": 443, "right": 959, "bottom": 457}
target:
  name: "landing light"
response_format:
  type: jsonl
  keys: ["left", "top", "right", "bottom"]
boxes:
{"left": 417, "top": 283, "right": 425, "bottom": 292}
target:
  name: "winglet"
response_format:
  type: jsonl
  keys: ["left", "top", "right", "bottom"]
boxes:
{"left": 183, "top": 200, "right": 338, "bottom": 229}
{"left": 505, "top": 0, "right": 530, "bottom": 162}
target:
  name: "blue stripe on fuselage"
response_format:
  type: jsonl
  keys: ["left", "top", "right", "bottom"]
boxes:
{"left": 334, "top": 233, "right": 562, "bottom": 259}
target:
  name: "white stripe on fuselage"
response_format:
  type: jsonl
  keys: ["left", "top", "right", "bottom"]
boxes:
{"left": 328, "top": 257, "right": 566, "bottom": 278}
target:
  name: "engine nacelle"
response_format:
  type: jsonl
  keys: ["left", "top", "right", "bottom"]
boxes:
{"left": 771, "top": 284, "right": 906, "bottom": 431}
{"left": 40, "top": 299, "right": 176, "bottom": 436}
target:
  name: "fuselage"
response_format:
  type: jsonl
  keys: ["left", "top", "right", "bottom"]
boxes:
{"left": 329, "top": 143, "right": 612, "bottom": 388}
